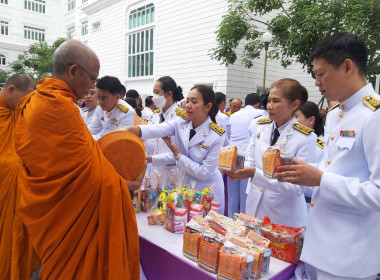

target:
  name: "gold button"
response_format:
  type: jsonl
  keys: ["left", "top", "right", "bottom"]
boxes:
{"left": 341, "top": 104, "right": 346, "bottom": 110}
{"left": 330, "top": 135, "right": 334, "bottom": 141}
{"left": 260, "top": 188, "right": 263, "bottom": 192}
{"left": 185, "top": 173, "right": 190, "bottom": 176}
{"left": 339, "top": 112, "right": 343, "bottom": 118}
{"left": 287, "top": 129, "right": 291, "bottom": 133}
{"left": 327, "top": 159, "right": 331, "bottom": 165}
{"left": 310, "top": 201, "right": 314, "bottom": 207}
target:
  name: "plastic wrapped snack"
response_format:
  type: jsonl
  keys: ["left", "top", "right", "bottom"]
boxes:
{"left": 217, "top": 235, "right": 253, "bottom": 280}
{"left": 183, "top": 215, "right": 209, "bottom": 261}
{"left": 236, "top": 213, "right": 261, "bottom": 234}
{"left": 198, "top": 228, "right": 225, "bottom": 273}
{"left": 262, "top": 146, "right": 293, "bottom": 179}
{"left": 217, "top": 144, "right": 245, "bottom": 172}
{"left": 259, "top": 216, "right": 304, "bottom": 264}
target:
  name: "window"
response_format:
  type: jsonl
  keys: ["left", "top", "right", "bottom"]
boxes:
{"left": 24, "top": 0, "right": 45, "bottom": 13}
{"left": 24, "top": 25, "right": 45, "bottom": 41}
{"left": 0, "top": 21, "right": 8, "bottom": 35}
{"left": 67, "top": 25, "right": 75, "bottom": 39}
{"left": 0, "top": 54, "right": 5, "bottom": 65}
{"left": 92, "top": 21, "right": 101, "bottom": 31}
{"left": 68, "top": 0, "right": 75, "bottom": 11}
{"left": 127, "top": 4, "right": 154, "bottom": 78}
{"left": 81, "top": 20, "right": 88, "bottom": 36}
{"left": 0, "top": 0, "right": 8, "bottom": 4}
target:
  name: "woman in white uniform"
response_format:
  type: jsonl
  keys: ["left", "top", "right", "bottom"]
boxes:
{"left": 123, "top": 85, "right": 226, "bottom": 213}
{"left": 226, "top": 78, "right": 316, "bottom": 228}
{"left": 294, "top": 101, "right": 325, "bottom": 209}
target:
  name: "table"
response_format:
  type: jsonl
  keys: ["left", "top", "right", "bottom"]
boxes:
{"left": 137, "top": 213, "right": 296, "bottom": 280}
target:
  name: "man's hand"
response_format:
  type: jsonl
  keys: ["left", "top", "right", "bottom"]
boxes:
{"left": 276, "top": 158, "right": 323, "bottom": 186}
{"left": 162, "top": 136, "right": 179, "bottom": 156}
{"left": 225, "top": 167, "right": 256, "bottom": 181}
{"left": 146, "top": 156, "right": 152, "bottom": 163}
{"left": 116, "top": 126, "right": 142, "bottom": 137}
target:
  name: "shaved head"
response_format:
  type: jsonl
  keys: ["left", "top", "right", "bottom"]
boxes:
{"left": 1, "top": 73, "right": 35, "bottom": 110}
{"left": 53, "top": 40, "right": 98, "bottom": 75}
{"left": 4, "top": 73, "right": 34, "bottom": 92}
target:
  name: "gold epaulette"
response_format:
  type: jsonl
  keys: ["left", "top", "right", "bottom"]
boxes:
{"left": 175, "top": 107, "right": 188, "bottom": 120}
{"left": 141, "top": 118, "right": 149, "bottom": 123}
{"left": 153, "top": 108, "right": 161, "bottom": 114}
{"left": 328, "top": 102, "right": 340, "bottom": 111}
{"left": 117, "top": 104, "right": 129, "bottom": 114}
{"left": 293, "top": 123, "right": 314, "bottom": 135}
{"left": 82, "top": 108, "right": 89, "bottom": 112}
{"left": 317, "top": 138, "right": 324, "bottom": 149}
{"left": 257, "top": 118, "right": 273, "bottom": 124}
{"left": 363, "top": 95, "right": 380, "bottom": 111}
{"left": 209, "top": 122, "right": 225, "bottom": 136}
{"left": 224, "top": 112, "right": 231, "bottom": 117}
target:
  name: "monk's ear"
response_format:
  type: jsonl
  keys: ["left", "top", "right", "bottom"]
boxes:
{"left": 8, "top": 85, "right": 16, "bottom": 93}
{"left": 67, "top": 64, "right": 77, "bottom": 79}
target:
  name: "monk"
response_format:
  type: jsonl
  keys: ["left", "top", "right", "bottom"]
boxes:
{"left": 14, "top": 40, "right": 140, "bottom": 279}
{"left": 0, "top": 74, "right": 39, "bottom": 280}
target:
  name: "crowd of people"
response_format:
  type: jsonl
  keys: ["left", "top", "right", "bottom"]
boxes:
{"left": 0, "top": 32, "right": 379, "bottom": 280}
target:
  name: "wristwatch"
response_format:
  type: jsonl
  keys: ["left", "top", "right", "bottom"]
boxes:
{"left": 174, "top": 153, "right": 182, "bottom": 161}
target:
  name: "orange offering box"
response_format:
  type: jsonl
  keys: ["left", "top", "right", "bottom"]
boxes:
{"left": 218, "top": 145, "right": 245, "bottom": 172}
{"left": 262, "top": 147, "right": 281, "bottom": 179}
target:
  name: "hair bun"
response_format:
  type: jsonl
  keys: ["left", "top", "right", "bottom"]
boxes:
{"left": 177, "top": 86, "right": 183, "bottom": 94}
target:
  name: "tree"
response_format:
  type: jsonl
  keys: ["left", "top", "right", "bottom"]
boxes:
{"left": 211, "top": 0, "right": 380, "bottom": 78}
{"left": 5, "top": 38, "right": 66, "bottom": 83}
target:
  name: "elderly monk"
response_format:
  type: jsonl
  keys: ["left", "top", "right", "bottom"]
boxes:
{"left": 0, "top": 74, "right": 39, "bottom": 280}
{"left": 14, "top": 40, "right": 139, "bottom": 279}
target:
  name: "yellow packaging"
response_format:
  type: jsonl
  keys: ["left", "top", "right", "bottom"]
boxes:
{"left": 183, "top": 216, "right": 208, "bottom": 261}
{"left": 217, "top": 250, "right": 247, "bottom": 280}
{"left": 133, "top": 190, "right": 141, "bottom": 213}
{"left": 262, "top": 148, "right": 281, "bottom": 179}
{"left": 218, "top": 145, "right": 245, "bottom": 172}
{"left": 198, "top": 234, "right": 222, "bottom": 273}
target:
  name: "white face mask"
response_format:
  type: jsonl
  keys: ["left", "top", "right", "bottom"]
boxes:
{"left": 152, "top": 93, "right": 167, "bottom": 108}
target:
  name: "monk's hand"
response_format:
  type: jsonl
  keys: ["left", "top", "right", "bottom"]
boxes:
{"left": 276, "top": 157, "right": 323, "bottom": 186}
{"left": 225, "top": 167, "right": 256, "bottom": 181}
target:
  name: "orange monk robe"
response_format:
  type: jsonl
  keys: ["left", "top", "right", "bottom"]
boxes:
{"left": 0, "top": 96, "right": 39, "bottom": 280}
{"left": 14, "top": 78, "right": 139, "bottom": 279}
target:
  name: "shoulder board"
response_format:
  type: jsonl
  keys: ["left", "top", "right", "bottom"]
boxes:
{"left": 82, "top": 108, "right": 89, "bottom": 112}
{"left": 256, "top": 118, "right": 273, "bottom": 124}
{"left": 328, "top": 102, "right": 340, "bottom": 111}
{"left": 363, "top": 95, "right": 380, "bottom": 111}
{"left": 153, "top": 108, "right": 162, "bottom": 114}
{"left": 209, "top": 122, "right": 225, "bottom": 136}
{"left": 117, "top": 104, "right": 129, "bottom": 114}
{"left": 293, "top": 123, "right": 314, "bottom": 135}
{"left": 223, "top": 112, "right": 230, "bottom": 117}
{"left": 175, "top": 108, "right": 188, "bottom": 120}
{"left": 141, "top": 118, "right": 149, "bottom": 123}
{"left": 317, "top": 138, "right": 324, "bottom": 149}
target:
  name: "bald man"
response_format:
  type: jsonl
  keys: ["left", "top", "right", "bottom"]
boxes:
{"left": 0, "top": 74, "right": 39, "bottom": 280}
{"left": 226, "top": 98, "right": 242, "bottom": 116}
{"left": 14, "top": 40, "right": 139, "bottom": 279}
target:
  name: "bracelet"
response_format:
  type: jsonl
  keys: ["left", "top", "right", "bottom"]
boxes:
{"left": 174, "top": 153, "right": 182, "bottom": 161}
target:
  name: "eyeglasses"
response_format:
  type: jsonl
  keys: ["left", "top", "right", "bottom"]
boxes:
{"left": 94, "top": 94, "right": 114, "bottom": 102}
{"left": 67, "top": 63, "right": 98, "bottom": 84}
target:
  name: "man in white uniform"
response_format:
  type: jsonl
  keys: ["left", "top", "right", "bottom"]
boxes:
{"left": 81, "top": 86, "right": 98, "bottom": 125}
{"left": 141, "top": 96, "right": 155, "bottom": 121}
{"left": 277, "top": 32, "right": 380, "bottom": 280}
{"left": 88, "top": 76, "right": 135, "bottom": 140}
{"left": 227, "top": 93, "right": 264, "bottom": 217}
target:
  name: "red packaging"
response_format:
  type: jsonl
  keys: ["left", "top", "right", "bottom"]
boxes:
{"left": 259, "top": 216, "right": 304, "bottom": 264}
{"left": 201, "top": 194, "right": 212, "bottom": 214}
{"left": 141, "top": 189, "right": 147, "bottom": 212}
{"left": 189, "top": 203, "right": 204, "bottom": 221}
{"left": 165, "top": 204, "right": 188, "bottom": 233}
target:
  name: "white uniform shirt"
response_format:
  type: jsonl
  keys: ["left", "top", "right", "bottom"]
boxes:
{"left": 301, "top": 84, "right": 380, "bottom": 278}
{"left": 245, "top": 117, "right": 316, "bottom": 227}
{"left": 139, "top": 116, "right": 226, "bottom": 213}
{"left": 215, "top": 111, "right": 230, "bottom": 146}
{"left": 81, "top": 106, "right": 98, "bottom": 126}
{"left": 229, "top": 105, "right": 265, "bottom": 154}
{"left": 141, "top": 106, "right": 153, "bottom": 121}
{"left": 149, "top": 103, "right": 179, "bottom": 165}
{"left": 88, "top": 99, "right": 135, "bottom": 140}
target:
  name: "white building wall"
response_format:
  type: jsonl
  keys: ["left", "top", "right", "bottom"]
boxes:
{"left": 0, "top": 0, "right": 65, "bottom": 71}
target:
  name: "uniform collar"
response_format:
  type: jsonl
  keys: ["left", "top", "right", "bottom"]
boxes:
{"left": 163, "top": 103, "right": 178, "bottom": 119}
{"left": 272, "top": 116, "right": 295, "bottom": 135}
{"left": 339, "top": 83, "right": 374, "bottom": 112}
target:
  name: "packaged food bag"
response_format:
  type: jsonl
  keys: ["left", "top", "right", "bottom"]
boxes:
{"left": 262, "top": 145, "right": 294, "bottom": 179}
{"left": 218, "top": 144, "right": 245, "bottom": 172}
{"left": 183, "top": 215, "right": 209, "bottom": 261}
{"left": 198, "top": 229, "right": 224, "bottom": 273}
{"left": 259, "top": 216, "right": 304, "bottom": 264}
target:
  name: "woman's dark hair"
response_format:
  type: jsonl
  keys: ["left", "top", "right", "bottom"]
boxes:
{"left": 270, "top": 78, "right": 308, "bottom": 109}
{"left": 190, "top": 85, "right": 218, "bottom": 123}
{"left": 156, "top": 76, "right": 184, "bottom": 102}
{"left": 297, "top": 101, "right": 324, "bottom": 136}
{"left": 124, "top": 97, "right": 142, "bottom": 117}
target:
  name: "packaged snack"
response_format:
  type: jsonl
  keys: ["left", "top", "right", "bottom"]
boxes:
{"left": 217, "top": 235, "right": 253, "bottom": 280}
{"left": 147, "top": 209, "right": 162, "bottom": 225}
{"left": 211, "top": 201, "right": 220, "bottom": 213}
{"left": 259, "top": 216, "right": 304, "bottom": 264}
{"left": 236, "top": 213, "right": 261, "bottom": 233}
{"left": 218, "top": 144, "right": 245, "bottom": 172}
{"left": 183, "top": 216, "right": 209, "bottom": 261}
{"left": 250, "top": 246, "right": 264, "bottom": 279}
{"left": 132, "top": 189, "right": 141, "bottom": 213}
{"left": 247, "top": 230, "right": 270, "bottom": 248}
{"left": 262, "top": 147, "right": 281, "bottom": 179}
{"left": 189, "top": 203, "right": 204, "bottom": 221}
{"left": 165, "top": 201, "right": 188, "bottom": 233}
{"left": 198, "top": 229, "right": 224, "bottom": 273}
{"left": 225, "top": 219, "right": 246, "bottom": 237}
